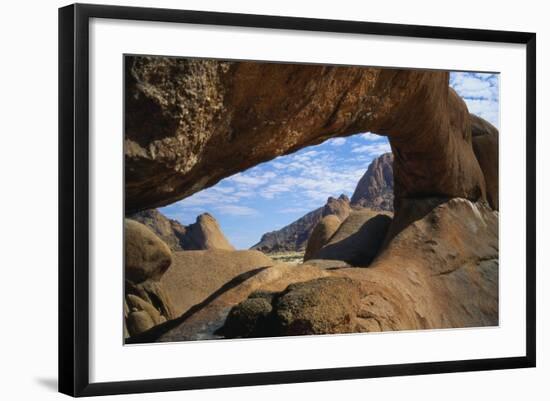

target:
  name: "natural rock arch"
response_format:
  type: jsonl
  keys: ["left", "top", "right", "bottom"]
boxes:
{"left": 125, "top": 56, "right": 495, "bottom": 214}
{"left": 123, "top": 57, "right": 500, "bottom": 341}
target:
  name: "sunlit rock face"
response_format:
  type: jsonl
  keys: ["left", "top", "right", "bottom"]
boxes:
{"left": 129, "top": 209, "right": 234, "bottom": 251}
{"left": 125, "top": 57, "right": 489, "bottom": 214}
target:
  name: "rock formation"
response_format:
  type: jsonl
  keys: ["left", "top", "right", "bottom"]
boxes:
{"left": 160, "top": 249, "right": 274, "bottom": 316}
{"left": 255, "top": 153, "right": 393, "bottom": 255}
{"left": 184, "top": 213, "right": 235, "bottom": 251}
{"left": 128, "top": 209, "right": 188, "bottom": 251}
{"left": 128, "top": 197, "right": 498, "bottom": 342}
{"left": 129, "top": 209, "right": 234, "bottom": 251}
{"left": 310, "top": 209, "right": 392, "bottom": 266}
{"left": 128, "top": 263, "right": 333, "bottom": 343}
{"left": 123, "top": 57, "right": 500, "bottom": 342}
{"left": 303, "top": 215, "right": 342, "bottom": 261}
{"left": 217, "top": 198, "right": 498, "bottom": 338}
{"left": 350, "top": 152, "right": 394, "bottom": 211}
{"left": 251, "top": 195, "right": 350, "bottom": 253}
{"left": 125, "top": 219, "right": 172, "bottom": 283}
{"left": 470, "top": 114, "right": 499, "bottom": 210}
{"left": 222, "top": 277, "right": 362, "bottom": 338}
{"left": 124, "top": 220, "right": 175, "bottom": 338}
{"left": 125, "top": 57, "right": 489, "bottom": 214}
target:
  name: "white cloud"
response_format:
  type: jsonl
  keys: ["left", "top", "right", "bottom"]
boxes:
{"left": 462, "top": 98, "right": 499, "bottom": 128}
{"left": 271, "top": 161, "right": 286, "bottom": 169}
{"left": 225, "top": 171, "right": 276, "bottom": 187}
{"left": 168, "top": 133, "right": 392, "bottom": 226}
{"left": 328, "top": 137, "right": 346, "bottom": 146}
{"left": 212, "top": 186, "right": 234, "bottom": 194}
{"left": 351, "top": 143, "right": 391, "bottom": 155}
{"left": 214, "top": 204, "right": 259, "bottom": 216}
{"left": 359, "top": 132, "right": 381, "bottom": 141}
{"left": 450, "top": 72, "right": 499, "bottom": 128}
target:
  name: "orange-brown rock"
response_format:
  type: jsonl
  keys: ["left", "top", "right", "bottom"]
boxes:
{"left": 122, "top": 57, "right": 500, "bottom": 342}
{"left": 130, "top": 210, "right": 235, "bottom": 251}
{"left": 303, "top": 215, "right": 342, "bottom": 261}
{"left": 126, "top": 197, "right": 497, "bottom": 342}
{"left": 160, "top": 249, "right": 274, "bottom": 316}
{"left": 346, "top": 197, "right": 499, "bottom": 331}
{"left": 470, "top": 114, "right": 499, "bottom": 210}
{"left": 311, "top": 209, "right": 392, "bottom": 266}
{"left": 127, "top": 263, "right": 332, "bottom": 342}
{"left": 125, "top": 57, "right": 486, "bottom": 213}
{"left": 223, "top": 277, "right": 362, "bottom": 338}
{"left": 125, "top": 219, "right": 172, "bottom": 283}
{"left": 184, "top": 213, "right": 235, "bottom": 251}
{"left": 124, "top": 219, "right": 176, "bottom": 338}
{"left": 217, "top": 198, "right": 498, "bottom": 338}
{"left": 129, "top": 209, "right": 188, "bottom": 251}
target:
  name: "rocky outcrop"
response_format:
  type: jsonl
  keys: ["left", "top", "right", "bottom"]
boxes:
{"left": 129, "top": 210, "right": 234, "bottom": 251}
{"left": 128, "top": 263, "right": 333, "bottom": 343}
{"left": 222, "top": 277, "right": 362, "bottom": 338}
{"left": 125, "top": 57, "right": 488, "bottom": 213}
{"left": 322, "top": 194, "right": 351, "bottom": 221}
{"left": 251, "top": 195, "right": 350, "bottom": 253}
{"left": 129, "top": 209, "right": 188, "bottom": 251}
{"left": 214, "top": 198, "right": 498, "bottom": 338}
{"left": 348, "top": 197, "right": 499, "bottom": 331}
{"left": 125, "top": 219, "right": 172, "bottom": 283}
{"left": 160, "top": 249, "right": 274, "bottom": 316}
{"left": 124, "top": 220, "right": 175, "bottom": 338}
{"left": 351, "top": 153, "right": 394, "bottom": 211}
{"left": 470, "top": 114, "right": 499, "bottom": 210}
{"left": 311, "top": 210, "right": 392, "bottom": 266}
{"left": 129, "top": 197, "right": 498, "bottom": 342}
{"left": 123, "top": 57, "right": 500, "bottom": 341}
{"left": 184, "top": 213, "right": 234, "bottom": 250}
{"left": 303, "top": 215, "right": 342, "bottom": 261}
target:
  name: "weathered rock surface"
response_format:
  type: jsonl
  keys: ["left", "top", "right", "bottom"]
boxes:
{"left": 215, "top": 198, "right": 498, "bottom": 338}
{"left": 127, "top": 263, "right": 332, "bottom": 343}
{"left": 184, "top": 213, "right": 235, "bottom": 251}
{"left": 160, "top": 249, "right": 274, "bottom": 316}
{"left": 123, "top": 58, "right": 500, "bottom": 341}
{"left": 252, "top": 195, "right": 350, "bottom": 253}
{"left": 344, "top": 197, "right": 499, "bottom": 331}
{"left": 124, "top": 219, "right": 175, "bottom": 338}
{"left": 351, "top": 153, "right": 394, "bottom": 211}
{"left": 222, "top": 277, "right": 362, "bottom": 338}
{"left": 303, "top": 215, "right": 342, "bottom": 261}
{"left": 125, "top": 57, "right": 487, "bottom": 213}
{"left": 219, "top": 291, "right": 275, "bottom": 338}
{"left": 311, "top": 209, "right": 392, "bottom": 266}
{"left": 470, "top": 114, "right": 499, "bottom": 210}
{"left": 129, "top": 210, "right": 234, "bottom": 251}
{"left": 271, "top": 277, "right": 362, "bottom": 335}
{"left": 129, "top": 209, "right": 188, "bottom": 251}
{"left": 125, "top": 219, "right": 172, "bottom": 283}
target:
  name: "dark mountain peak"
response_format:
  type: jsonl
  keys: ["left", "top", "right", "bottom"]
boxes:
{"left": 350, "top": 152, "right": 394, "bottom": 211}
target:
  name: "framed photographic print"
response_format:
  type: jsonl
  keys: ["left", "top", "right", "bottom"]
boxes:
{"left": 58, "top": 3, "right": 536, "bottom": 397}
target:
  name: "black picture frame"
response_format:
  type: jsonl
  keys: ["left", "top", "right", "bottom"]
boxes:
{"left": 58, "top": 3, "right": 536, "bottom": 397}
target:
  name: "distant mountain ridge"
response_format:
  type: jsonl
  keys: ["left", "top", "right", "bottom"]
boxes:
{"left": 251, "top": 195, "right": 351, "bottom": 253}
{"left": 251, "top": 153, "right": 394, "bottom": 253}
{"left": 351, "top": 152, "right": 394, "bottom": 211}
{"left": 129, "top": 209, "right": 234, "bottom": 252}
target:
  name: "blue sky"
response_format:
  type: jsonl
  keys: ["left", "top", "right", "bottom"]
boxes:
{"left": 160, "top": 71, "right": 499, "bottom": 249}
